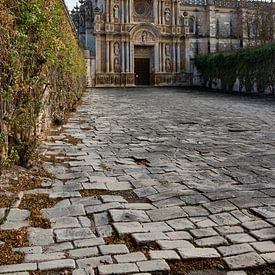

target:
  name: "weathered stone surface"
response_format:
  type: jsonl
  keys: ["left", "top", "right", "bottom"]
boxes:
{"left": 28, "top": 228, "right": 54, "bottom": 246}
{"left": 217, "top": 244, "right": 254, "bottom": 256}
{"left": 166, "top": 218, "right": 194, "bottom": 230}
{"left": 55, "top": 228, "right": 95, "bottom": 242}
{"left": 0, "top": 263, "right": 37, "bottom": 273}
{"left": 74, "top": 237, "right": 105, "bottom": 248}
{"left": 165, "top": 231, "right": 192, "bottom": 240}
{"left": 98, "top": 263, "right": 139, "bottom": 274}
{"left": 226, "top": 233, "right": 256, "bottom": 244}
{"left": 147, "top": 206, "right": 186, "bottom": 222}
{"left": 250, "top": 241, "right": 275, "bottom": 253}
{"left": 149, "top": 250, "right": 180, "bottom": 260}
{"left": 178, "top": 247, "right": 220, "bottom": 259}
{"left": 113, "top": 222, "right": 146, "bottom": 235}
{"left": 224, "top": 252, "right": 265, "bottom": 269}
{"left": 85, "top": 202, "right": 122, "bottom": 214}
{"left": 195, "top": 236, "right": 228, "bottom": 247}
{"left": 68, "top": 247, "right": 99, "bottom": 259}
{"left": 157, "top": 240, "right": 194, "bottom": 250}
{"left": 6, "top": 209, "right": 30, "bottom": 221}
{"left": 24, "top": 252, "right": 66, "bottom": 263}
{"left": 251, "top": 227, "right": 275, "bottom": 240}
{"left": 77, "top": 255, "right": 113, "bottom": 268}
{"left": 261, "top": 252, "right": 275, "bottom": 264}
{"left": 190, "top": 228, "right": 218, "bottom": 238}
{"left": 109, "top": 209, "right": 150, "bottom": 222}
{"left": 114, "top": 252, "right": 147, "bottom": 263}
{"left": 50, "top": 217, "right": 81, "bottom": 229}
{"left": 38, "top": 259, "right": 76, "bottom": 270}
{"left": 132, "top": 232, "right": 168, "bottom": 243}
{"left": 41, "top": 205, "right": 85, "bottom": 219}
{"left": 142, "top": 221, "right": 173, "bottom": 232}
{"left": 99, "top": 244, "right": 129, "bottom": 255}
{"left": 137, "top": 260, "right": 170, "bottom": 272}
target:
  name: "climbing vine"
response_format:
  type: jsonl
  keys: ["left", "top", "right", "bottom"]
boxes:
{"left": 195, "top": 43, "right": 275, "bottom": 93}
{"left": 0, "top": 0, "right": 86, "bottom": 167}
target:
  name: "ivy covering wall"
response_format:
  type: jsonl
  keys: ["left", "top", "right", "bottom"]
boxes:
{"left": 0, "top": 0, "right": 86, "bottom": 167}
{"left": 195, "top": 43, "right": 275, "bottom": 93}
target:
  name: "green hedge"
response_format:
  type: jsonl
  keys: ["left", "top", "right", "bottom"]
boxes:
{"left": 195, "top": 43, "right": 275, "bottom": 93}
{"left": 0, "top": 0, "right": 86, "bottom": 166}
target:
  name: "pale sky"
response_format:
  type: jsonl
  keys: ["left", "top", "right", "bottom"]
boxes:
{"left": 65, "top": 0, "right": 79, "bottom": 11}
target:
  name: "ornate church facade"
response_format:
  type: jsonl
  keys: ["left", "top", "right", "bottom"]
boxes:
{"left": 71, "top": 0, "right": 274, "bottom": 87}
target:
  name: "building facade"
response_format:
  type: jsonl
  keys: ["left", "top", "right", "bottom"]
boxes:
{"left": 71, "top": 0, "right": 274, "bottom": 87}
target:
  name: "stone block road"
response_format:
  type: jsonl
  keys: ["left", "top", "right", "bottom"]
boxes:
{"left": 1, "top": 87, "right": 275, "bottom": 274}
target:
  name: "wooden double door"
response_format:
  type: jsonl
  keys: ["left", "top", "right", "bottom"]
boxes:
{"left": 134, "top": 58, "right": 150, "bottom": 86}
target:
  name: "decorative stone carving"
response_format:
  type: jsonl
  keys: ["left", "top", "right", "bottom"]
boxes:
{"left": 114, "top": 5, "right": 119, "bottom": 19}
{"left": 114, "top": 58, "right": 120, "bottom": 72}
{"left": 165, "top": 58, "right": 172, "bottom": 72}
{"left": 135, "top": 30, "right": 156, "bottom": 44}
{"left": 165, "top": 44, "right": 171, "bottom": 56}
{"left": 142, "top": 31, "right": 147, "bottom": 42}
{"left": 165, "top": 8, "right": 171, "bottom": 22}
{"left": 114, "top": 42, "right": 120, "bottom": 55}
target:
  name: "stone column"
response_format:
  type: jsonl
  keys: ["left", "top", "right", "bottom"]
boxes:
{"left": 110, "top": 41, "right": 114, "bottom": 72}
{"left": 106, "top": 39, "right": 110, "bottom": 73}
{"left": 126, "top": 41, "right": 130, "bottom": 72}
{"left": 130, "top": 42, "right": 134, "bottom": 73}
{"left": 154, "top": 0, "right": 158, "bottom": 24}
{"left": 172, "top": 42, "right": 176, "bottom": 72}
{"left": 161, "top": 1, "right": 164, "bottom": 25}
{"left": 121, "top": 0, "right": 125, "bottom": 23}
{"left": 110, "top": 0, "right": 113, "bottom": 22}
{"left": 154, "top": 43, "right": 159, "bottom": 72}
{"left": 106, "top": 0, "right": 110, "bottom": 22}
{"left": 121, "top": 41, "right": 125, "bottom": 72}
{"left": 129, "top": 0, "right": 132, "bottom": 23}
{"left": 176, "top": 42, "right": 181, "bottom": 72}
{"left": 96, "top": 35, "right": 101, "bottom": 72}
{"left": 162, "top": 43, "right": 165, "bottom": 72}
{"left": 158, "top": 0, "right": 161, "bottom": 25}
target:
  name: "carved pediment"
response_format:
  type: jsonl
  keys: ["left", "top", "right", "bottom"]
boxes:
{"left": 134, "top": 30, "right": 156, "bottom": 44}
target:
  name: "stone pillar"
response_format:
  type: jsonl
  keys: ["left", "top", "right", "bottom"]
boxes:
{"left": 158, "top": 0, "right": 161, "bottom": 25}
{"left": 154, "top": 0, "right": 158, "bottom": 24}
{"left": 110, "top": 41, "right": 114, "bottom": 72}
{"left": 154, "top": 43, "right": 159, "bottom": 72}
{"left": 130, "top": 42, "right": 134, "bottom": 73}
{"left": 96, "top": 36, "right": 101, "bottom": 72}
{"left": 184, "top": 39, "right": 190, "bottom": 73}
{"left": 121, "top": 41, "right": 125, "bottom": 72}
{"left": 162, "top": 43, "right": 165, "bottom": 72}
{"left": 126, "top": 42, "right": 130, "bottom": 72}
{"left": 106, "top": 39, "right": 110, "bottom": 73}
{"left": 110, "top": 0, "right": 113, "bottom": 22}
{"left": 176, "top": 42, "right": 181, "bottom": 72}
{"left": 172, "top": 42, "right": 176, "bottom": 72}
{"left": 106, "top": 0, "right": 110, "bottom": 22}
{"left": 162, "top": 1, "right": 165, "bottom": 25}
{"left": 129, "top": 0, "right": 132, "bottom": 23}
{"left": 121, "top": 0, "right": 125, "bottom": 23}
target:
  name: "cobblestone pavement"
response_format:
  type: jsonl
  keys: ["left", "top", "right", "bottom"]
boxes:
{"left": 1, "top": 87, "right": 275, "bottom": 274}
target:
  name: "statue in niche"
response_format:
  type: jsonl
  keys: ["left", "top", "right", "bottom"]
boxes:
{"left": 165, "top": 44, "right": 170, "bottom": 56}
{"left": 114, "top": 5, "right": 119, "bottom": 19}
{"left": 114, "top": 42, "right": 120, "bottom": 56}
{"left": 114, "top": 58, "right": 120, "bottom": 72}
{"left": 165, "top": 58, "right": 171, "bottom": 72}
{"left": 141, "top": 31, "right": 147, "bottom": 42}
{"left": 165, "top": 8, "right": 171, "bottom": 22}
